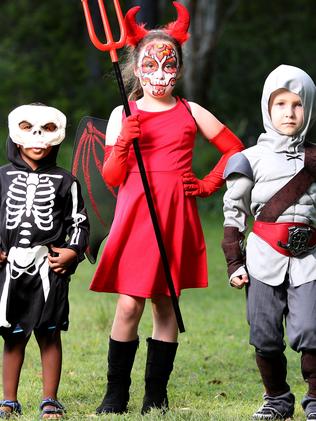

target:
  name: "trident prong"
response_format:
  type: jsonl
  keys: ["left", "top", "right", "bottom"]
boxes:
{"left": 81, "top": 0, "right": 126, "bottom": 62}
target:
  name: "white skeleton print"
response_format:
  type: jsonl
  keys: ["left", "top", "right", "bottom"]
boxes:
{"left": 6, "top": 171, "right": 62, "bottom": 237}
{"left": 0, "top": 245, "right": 50, "bottom": 327}
{"left": 0, "top": 171, "right": 62, "bottom": 327}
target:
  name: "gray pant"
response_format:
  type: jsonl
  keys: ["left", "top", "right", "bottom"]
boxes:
{"left": 247, "top": 276, "right": 316, "bottom": 354}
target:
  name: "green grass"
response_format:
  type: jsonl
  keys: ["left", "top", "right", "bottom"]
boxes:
{"left": 0, "top": 212, "right": 308, "bottom": 420}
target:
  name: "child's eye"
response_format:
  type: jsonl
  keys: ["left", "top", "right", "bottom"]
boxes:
{"left": 164, "top": 60, "right": 177, "bottom": 73}
{"left": 19, "top": 121, "right": 32, "bottom": 131}
{"left": 165, "top": 64, "right": 176, "bottom": 70}
{"left": 141, "top": 59, "right": 158, "bottom": 73}
{"left": 42, "top": 123, "right": 57, "bottom": 132}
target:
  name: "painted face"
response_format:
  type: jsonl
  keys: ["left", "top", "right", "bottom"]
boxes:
{"left": 137, "top": 41, "right": 179, "bottom": 97}
{"left": 269, "top": 89, "right": 304, "bottom": 136}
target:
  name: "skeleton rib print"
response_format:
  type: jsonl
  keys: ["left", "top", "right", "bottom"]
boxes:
{"left": 6, "top": 171, "right": 63, "bottom": 240}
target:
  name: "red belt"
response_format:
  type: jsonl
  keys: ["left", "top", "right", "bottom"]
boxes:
{"left": 253, "top": 221, "right": 316, "bottom": 257}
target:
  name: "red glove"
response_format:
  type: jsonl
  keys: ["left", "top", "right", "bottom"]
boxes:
{"left": 102, "top": 114, "right": 140, "bottom": 186}
{"left": 183, "top": 126, "right": 244, "bottom": 197}
{"left": 182, "top": 171, "right": 211, "bottom": 197}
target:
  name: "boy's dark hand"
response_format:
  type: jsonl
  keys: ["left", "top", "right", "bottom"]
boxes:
{"left": 0, "top": 250, "right": 7, "bottom": 266}
{"left": 48, "top": 247, "right": 77, "bottom": 275}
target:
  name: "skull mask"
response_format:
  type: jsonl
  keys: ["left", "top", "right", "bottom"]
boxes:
{"left": 8, "top": 104, "right": 66, "bottom": 149}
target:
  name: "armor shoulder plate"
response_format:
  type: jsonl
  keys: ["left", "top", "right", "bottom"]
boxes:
{"left": 224, "top": 152, "right": 253, "bottom": 180}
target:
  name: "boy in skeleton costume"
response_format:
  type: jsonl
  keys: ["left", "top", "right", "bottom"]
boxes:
{"left": 0, "top": 104, "right": 89, "bottom": 418}
{"left": 222, "top": 65, "right": 316, "bottom": 420}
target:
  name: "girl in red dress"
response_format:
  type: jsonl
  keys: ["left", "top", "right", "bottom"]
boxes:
{"left": 91, "top": 2, "right": 244, "bottom": 415}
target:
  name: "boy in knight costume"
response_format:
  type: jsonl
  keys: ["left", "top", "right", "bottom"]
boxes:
{"left": 222, "top": 65, "right": 316, "bottom": 420}
{"left": 0, "top": 104, "right": 89, "bottom": 418}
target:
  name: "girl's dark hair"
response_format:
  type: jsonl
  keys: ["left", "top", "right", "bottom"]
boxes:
{"left": 121, "top": 30, "right": 183, "bottom": 101}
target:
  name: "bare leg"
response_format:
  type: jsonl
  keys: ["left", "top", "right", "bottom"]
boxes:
{"left": 2, "top": 333, "right": 30, "bottom": 400}
{"left": 151, "top": 295, "right": 178, "bottom": 342}
{"left": 35, "top": 330, "right": 62, "bottom": 419}
{"left": 111, "top": 294, "right": 145, "bottom": 341}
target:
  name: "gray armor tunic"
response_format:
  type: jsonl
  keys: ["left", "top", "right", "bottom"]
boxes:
{"left": 223, "top": 65, "right": 316, "bottom": 287}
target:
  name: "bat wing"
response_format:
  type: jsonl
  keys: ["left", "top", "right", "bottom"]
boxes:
{"left": 72, "top": 116, "right": 117, "bottom": 263}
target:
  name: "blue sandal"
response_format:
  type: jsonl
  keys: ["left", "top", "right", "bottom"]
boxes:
{"left": 39, "top": 398, "right": 65, "bottom": 418}
{"left": 0, "top": 400, "right": 22, "bottom": 418}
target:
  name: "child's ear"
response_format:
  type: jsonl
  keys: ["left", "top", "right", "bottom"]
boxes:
{"left": 134, "top": 67, "right": 140, "bottom": 78}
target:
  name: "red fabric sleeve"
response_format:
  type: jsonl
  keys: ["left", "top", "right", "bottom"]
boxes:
{"left": 102, "top": 139, "right": 130, "bottom": 187}
{"left": 203, "top": 126, "right": 245, "bottom": 194}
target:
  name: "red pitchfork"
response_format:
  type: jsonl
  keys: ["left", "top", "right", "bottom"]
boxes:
{"left": 81, "top": 0, "right": 185, "bottom": 333}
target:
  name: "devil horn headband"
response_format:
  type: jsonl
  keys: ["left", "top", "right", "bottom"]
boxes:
{"left": 125, "top": 1, "right": 190, "bottom": 47}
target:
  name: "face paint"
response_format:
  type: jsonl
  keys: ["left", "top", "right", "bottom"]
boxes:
{"left": 138, "top": 42, "right": 179, "bottom": 97}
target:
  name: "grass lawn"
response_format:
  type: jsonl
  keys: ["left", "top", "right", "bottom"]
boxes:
{"left": 0, "top": 212, "right": 308, "bottom": 420}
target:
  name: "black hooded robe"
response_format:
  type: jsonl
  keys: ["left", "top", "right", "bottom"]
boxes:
{"left": 0, "top": 139, "right": 89, "bottom": 336}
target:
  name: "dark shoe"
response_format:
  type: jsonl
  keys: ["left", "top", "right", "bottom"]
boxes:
{"left": 302, "top": 394, "right": 316, "bottom": 420}
{"left": 0, "top": 400, "right": 22, "bottom": 418}
{"left": 253, "top": 394, "right": 294, "bottom": 420}
{"left": 39, "top": 398, "right": 65, "bottom": 418}
{"left": 253, "top": 391, "right": 295, "bottom": 420}
{"left": 253, "top": 403, "right": 291, "bottom": 419}
{"left": 141, "top": 338, "right": 178, "bottom": 415}
{"left": 96, "top": 337, "right": 139, "bottom": 414}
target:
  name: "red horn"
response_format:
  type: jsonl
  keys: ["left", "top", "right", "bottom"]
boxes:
{"left": 165, "top": 2, "right": 190, "bottom": 45}
{"left": 124, "top": 6, "right": 149, "bottom": 47}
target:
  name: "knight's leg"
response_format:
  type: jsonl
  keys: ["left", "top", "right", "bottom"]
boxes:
{"left": 247, "top": 276, "right": 295, "bottom": 420}
{"left": 301, "top": 351, "right": 316, "bottom": 419}
{"left": 287, "top": 281, "right": 316, "bottom": 419}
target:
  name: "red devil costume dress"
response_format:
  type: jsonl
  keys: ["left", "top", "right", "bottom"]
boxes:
{"left": 87, "top": 1, "right": 244, "bottom": 416}
{"left": 90, "top": 99, "right": 208, "bottom": 297}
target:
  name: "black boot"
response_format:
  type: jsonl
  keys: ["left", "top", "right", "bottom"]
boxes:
{"left": 141, "top": 338, "right": 178, "bottom": 415}
{"left": 96, "top": 337, "right": 139, "bottom": 414}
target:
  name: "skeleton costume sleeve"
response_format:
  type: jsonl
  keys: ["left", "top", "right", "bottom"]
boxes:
{"left": 62, "top": 179, "right": 90, "bottom": 262}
